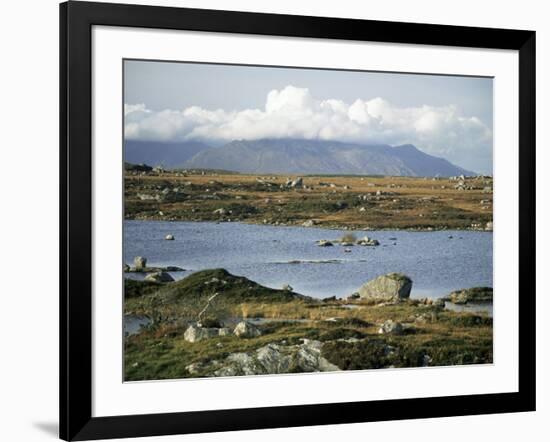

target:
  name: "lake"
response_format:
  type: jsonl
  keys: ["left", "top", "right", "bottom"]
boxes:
{"left": 124, "top": 220, "right": 493, "bottom": 300}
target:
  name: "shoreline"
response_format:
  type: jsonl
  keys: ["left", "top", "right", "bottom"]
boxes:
{"left": 124, "top": 217, "right": 493, "bottom": 233}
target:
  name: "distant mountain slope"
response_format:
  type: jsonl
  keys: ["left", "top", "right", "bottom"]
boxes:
{"left": 124, "top": 140, "right": 211, "bottom": 169}
{"left": 182, "top": 139, "right": 474, "bottom": 176}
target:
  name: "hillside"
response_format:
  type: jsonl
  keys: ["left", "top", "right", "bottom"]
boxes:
{"left": 124, "top": 140, "right": 211, "bottom": 169}
{"left": 182, "top": 139, "right": 474, "bottom": 177}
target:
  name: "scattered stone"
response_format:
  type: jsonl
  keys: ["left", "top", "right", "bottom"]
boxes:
{"left": 133, "top": 256, "right": 147, "bottom": 270}
{"left": 358, "top": 273, "right": 413, "bottom": 303}
{"left": 356, "top": 235, "right": 380, "bottom": 246}
{"left": 317, "top": 240, "right": 334, "bottom": 247}
{"left": 233, "top": 321, "right": 262, "bottom": 338}
{"left": 289, "top": 177, "right": 303, "bottom": 188}
{"left": 378, "top": 320, "right": 404, "bottom": 335}
{"left": 165, "top": 234, "right": 174, "bottom": 240}
{"left": 302, "top": 220, "right": 316, "bottom": 227}
{"left": 144, "top": 271, "right": 174, "bottom": 283}
{"left": 183, "top": 324, "right": 228, "bottom": 343}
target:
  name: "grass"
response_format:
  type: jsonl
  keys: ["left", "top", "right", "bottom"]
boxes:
{"left": 124, "top": 268, "right": 493, "bottom": 381}
{"left": 124, "top": 172, "right": 493, "bottom": 230}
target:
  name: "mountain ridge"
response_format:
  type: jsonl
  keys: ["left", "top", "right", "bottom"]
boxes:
{"left": 182, "top": 138, "right": 475, "bottom": 177}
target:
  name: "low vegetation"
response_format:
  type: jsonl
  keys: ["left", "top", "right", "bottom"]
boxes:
{"left": 124, "top": 269, "right": 493, "bottom": 381}
{"left": 124, "top": 170, "right": 493, "bottom": 230}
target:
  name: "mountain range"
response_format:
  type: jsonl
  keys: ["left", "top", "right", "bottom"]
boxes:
{"left": 125, "top": 138, "right": 474, "bottom": 177}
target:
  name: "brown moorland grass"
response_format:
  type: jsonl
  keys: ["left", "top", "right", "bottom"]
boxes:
{"left": 124, "top": 171, "right": 492, "bottom": 230}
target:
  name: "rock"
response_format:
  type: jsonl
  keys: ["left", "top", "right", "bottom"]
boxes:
{"left": 422, "top": 354, "right": 433, "bottom": 367}
{"left": 165, "top": 234, "right": 175, "bottom": 240}
{"left": 358, "top": 273, "right": 412, "bottom": 302}
{"left": 444, "top": 287, "right": 493, "bottom": 304}
{"left": 124, "top": 264, "right": 130, "bottom": 272}
{"left": 347, "top": 292, "right": 360, "bottom": 300}
{"left": 184, "top": 324, "right": 228, "bottom": 343}
{"left": 290, "top": 177, "right": 303, "bottom": 188}
{"left": 185, "top": 362, "right": 205, "bottom": 375}
{"left": 256, "top": 344, "right": 291, "bottom": 373}
{"left": 282, "top": 284, "right": 293, "bottom": 292}
{"left": 144, "top": 271, "right": 174, "bottom": 283}
{"left": 317, "top": 240, "right": 334, "bottom": 247}
{"left": 356, "top": 235, "right": 380, "bottom": 246}
{"left": 213, "top": 208, "right": 227, "bottom": 216}
{"left": 378, "top": 320, "right": 404, "bottom": 335}
{"left": 233, "top": 321, "right": 262, "bottom": 338}
{"left": 133, "top": 256, "right": 147, "bottom": 270}
{"left": 212, "top": 340, "right": 339, "bottom": 377}
{"left": 302, "top": 220, "right": 316, "bottom": 227}
{"left": 485, "top": 221, "right": 493, "bottom": 231}
{"left": 218, "top": 327, "right": 231, "bottom": 337}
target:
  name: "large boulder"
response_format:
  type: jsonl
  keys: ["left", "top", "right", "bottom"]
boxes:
{"left": 358, "top": 273, "right": 412, "bottom": 303}
{"left": 133, "top": 256, "right": 147, "bottom": 270}
{"left": 144, "top": 271, "right": 174, "bottom": 283}
{"left": 233, "top": 321, "right": 261, "bottom": 338}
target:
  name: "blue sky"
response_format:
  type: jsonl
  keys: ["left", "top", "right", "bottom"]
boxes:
{"left": 124, "top": 60, "right": 493, "bottom": 173}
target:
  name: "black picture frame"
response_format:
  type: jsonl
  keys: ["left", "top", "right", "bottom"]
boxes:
{"left": 60, "top": 1, "right": 536, "bottom": 440}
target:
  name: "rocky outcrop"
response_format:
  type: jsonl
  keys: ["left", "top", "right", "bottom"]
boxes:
{"left": 443, "top": 287, "right": 493, "bottom": 305}
{"left": 358, "top": 273, "right": 412, "bottom": 303}
{"left": 233, "top": 321, "right": 262, "bottom": 338}
{"left": 212, "top": 340, "right": 340, "bottom": 377}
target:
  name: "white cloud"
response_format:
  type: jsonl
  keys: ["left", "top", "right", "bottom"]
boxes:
{"left": 124, "top": 85, "right": 492, "bottom": 159}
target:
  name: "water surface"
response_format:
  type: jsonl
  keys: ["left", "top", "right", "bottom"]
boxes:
{"left": 124, "top": 221, "right": 492, "bottom": 300}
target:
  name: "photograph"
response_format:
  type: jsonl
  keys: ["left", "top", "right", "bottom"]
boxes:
{"left": 122, "top": 60, "right": 494, "bottom": 381}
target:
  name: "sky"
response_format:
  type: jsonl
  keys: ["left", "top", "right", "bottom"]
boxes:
{"left": 124, "top": 60, "right": 493, "bottom": 174}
